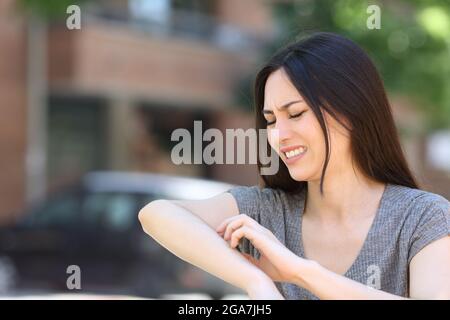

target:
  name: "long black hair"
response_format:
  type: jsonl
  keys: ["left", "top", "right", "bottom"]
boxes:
{"left": 255, "top": 32, "right": 419, "bottom": 194}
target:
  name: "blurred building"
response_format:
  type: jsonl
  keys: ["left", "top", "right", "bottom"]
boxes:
{"left": 1, "top": 0, "right": 449, "bottom": 225}
{"left": 0, "top": 0, "right": 276, "bottom": 224}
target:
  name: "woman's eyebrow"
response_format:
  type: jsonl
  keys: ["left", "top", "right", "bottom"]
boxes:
{"left": 263, "top": 99, "right": 303, "bottom": 114}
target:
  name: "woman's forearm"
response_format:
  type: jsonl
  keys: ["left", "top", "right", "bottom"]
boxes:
{"left": 293, "top": 259, "right": 407, "bottom": 300}
{"left": 138, "top": 200, "right": 280, "bottom": 296}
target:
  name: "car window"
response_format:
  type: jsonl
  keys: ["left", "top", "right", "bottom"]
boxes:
{"left": 82, "top": 193, "right": 138, "bottom": 232}
{"left": 23, "top": 192, "right": 81, "bottom": 228}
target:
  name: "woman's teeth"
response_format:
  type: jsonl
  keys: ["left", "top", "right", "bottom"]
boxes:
{"left": 284, "top": 147, "right": 306, "bottom": 159}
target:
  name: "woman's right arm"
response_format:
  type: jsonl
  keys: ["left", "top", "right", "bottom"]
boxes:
{"left": 138, "top": 193, "right": 283, "bottom": 299}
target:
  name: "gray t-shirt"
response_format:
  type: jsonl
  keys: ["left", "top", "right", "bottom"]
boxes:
{"left": 226, "top": 183, "right": 450, "bottom": 299}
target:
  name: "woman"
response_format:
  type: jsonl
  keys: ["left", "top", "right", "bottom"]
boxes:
{"left": 139, "top": 33, "right": 450, "bottom": 299}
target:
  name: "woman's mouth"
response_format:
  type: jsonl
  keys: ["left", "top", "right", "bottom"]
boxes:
{"left": 281, "top": 146, "right": 307, "bottom": 164}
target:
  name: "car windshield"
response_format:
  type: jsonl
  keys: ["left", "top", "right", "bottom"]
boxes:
{"left": 20, "top": 191, "right": 158, "bottom": 232}
{"left": 82, "top": 192, "right": 139, "bottom": 232}
{"left": 21, "top": 192, "right": 82, "bottom": 228}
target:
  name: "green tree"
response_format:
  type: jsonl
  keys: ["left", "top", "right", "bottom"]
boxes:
{"left": 238, "top": 0, "right": 450, "bottom": 131}
{"left": 18, "top": 0, "right": 88, "bottom": 18}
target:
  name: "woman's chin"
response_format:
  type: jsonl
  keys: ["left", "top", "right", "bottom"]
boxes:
{"left": 286, "top": 167, "right": 309, "bottom": 181}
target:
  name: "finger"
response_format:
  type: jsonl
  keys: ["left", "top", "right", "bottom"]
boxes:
{"left": 224, "top": 219, "right": 245, "bottom": 241}
{"left": 217, "top": 213, "right": 256, "bottom": 231}
{"left": 230, "top": 226, "right": 254, "bottom": 248}
{"left": 215, "top": 216, "right": 237, "bottom": 233}
{"left": 215, "top": 221, "right": 227, "bottom": 233}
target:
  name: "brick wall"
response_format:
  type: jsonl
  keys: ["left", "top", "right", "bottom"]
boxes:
{"left": 0, "top": 0, "right": 27, "bottom": 223}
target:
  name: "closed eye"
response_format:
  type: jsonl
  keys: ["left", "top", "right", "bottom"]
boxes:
{"left": 265, "top": 110, "right": 306, "bottom": 126}
{"left": 289, "top": 111, "right": 306, "bottom": 119}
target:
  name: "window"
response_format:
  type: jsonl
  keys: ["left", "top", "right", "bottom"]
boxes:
{"left": 47, "top": 96, "right": 107, "bottom": 185}
{"left": 129, "top": 0, "right": 171, "bottom": 24}
{"left": 82, "top": 193, "right": 138, "bottom": 232}
{"left": 24, "top": 192, "right": 81, "bottom": 228}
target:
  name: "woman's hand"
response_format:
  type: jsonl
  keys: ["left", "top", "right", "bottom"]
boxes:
{"left": 216, "top": 214, "right": 304, "bottom": 284}
{"left": 245, "top": 273, "right": 285, "bottom": 300}
{"left": 241, "top": 253, "right": 284, "bottom": 282}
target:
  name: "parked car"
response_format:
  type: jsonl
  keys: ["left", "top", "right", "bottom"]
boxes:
{"left": 0, "top": 171, "right": 240, "bottom": 299}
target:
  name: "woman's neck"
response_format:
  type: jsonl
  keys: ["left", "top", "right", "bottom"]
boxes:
{"left": 305, "top": 170, "right": 386, "bottom": 223}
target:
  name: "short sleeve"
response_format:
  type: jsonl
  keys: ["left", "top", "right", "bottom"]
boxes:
{"left": 408, "top": 195, "right": 450, "bottom": 264}
{"left": 226, "top": 185, "right": 274, "bottom": 259}
{"left": 227, "top": 186, "right": 263, "bottom": 223}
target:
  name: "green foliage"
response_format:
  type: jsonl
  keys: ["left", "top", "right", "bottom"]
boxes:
{"left": 238, "top": 0, "right": 450, "bottom": 130}
{"left": 18, "top": 0, "right": 89, "bottom": 19}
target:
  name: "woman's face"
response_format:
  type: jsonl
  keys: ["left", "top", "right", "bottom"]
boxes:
{"left": 263, "top": 68, "right": 352, "bottom": 182}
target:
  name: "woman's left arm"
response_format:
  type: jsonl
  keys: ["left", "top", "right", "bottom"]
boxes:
{"left": 292, "top": 236, "right": 450, "bottom": 300}
{"left": 217, "top": 214, "right": 450, "bottom": 300}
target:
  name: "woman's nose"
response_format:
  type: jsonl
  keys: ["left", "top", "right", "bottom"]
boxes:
{"left": 274, "top": 119, "right": 294, "bottom": 143}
